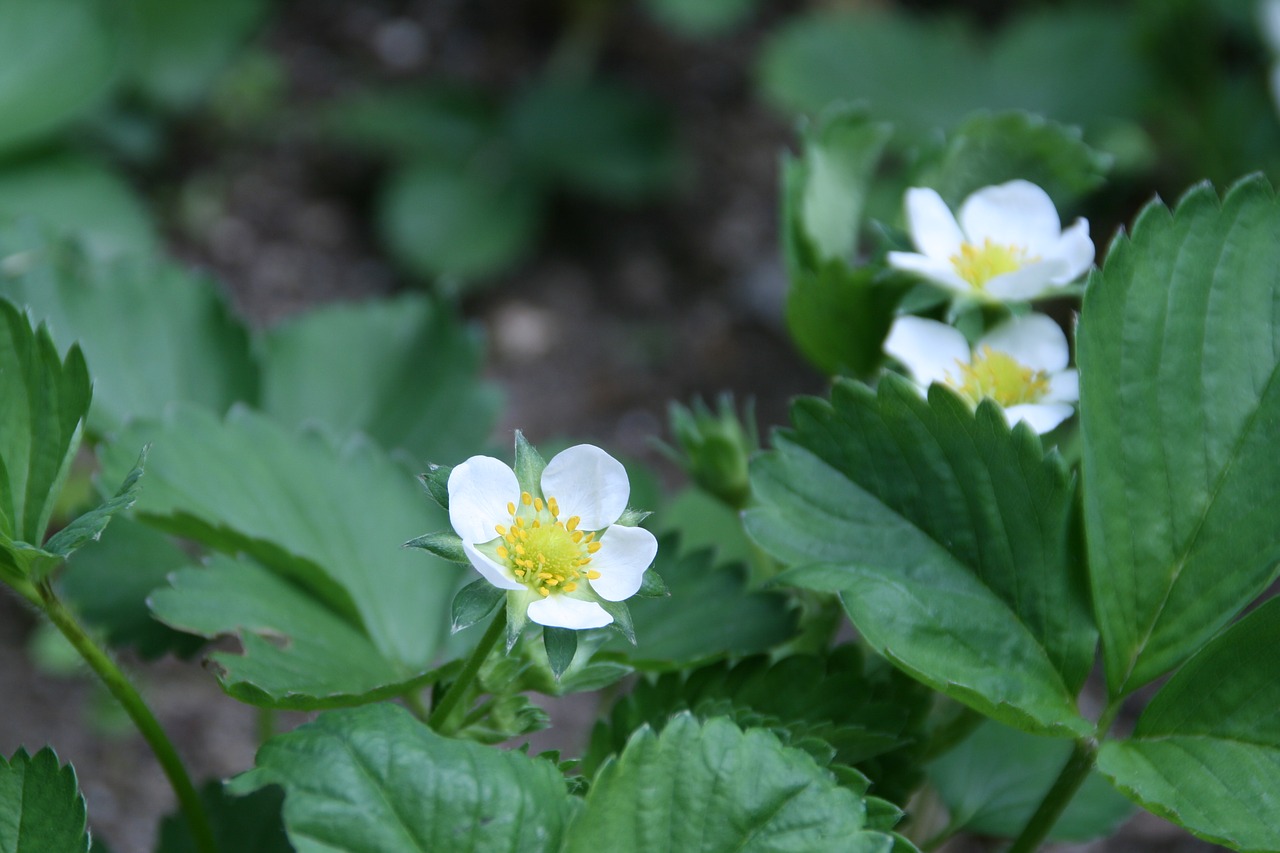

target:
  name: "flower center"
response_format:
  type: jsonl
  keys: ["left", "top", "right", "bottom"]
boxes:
{"left": 949, "top": 239, "right": 1034, "bottom": 289}
{"left": 950, "top": 346, "right": 1050, "bottom": 407}
{"left": 495, "top": 492, "right": 601, "bottom": 597}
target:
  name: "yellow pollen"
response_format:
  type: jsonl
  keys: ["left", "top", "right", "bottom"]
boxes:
{"left": 534, "top": 497, "right": 544, "bottom": 511}
{"left": 507, "top": 501, "right": 516, "bottom": 515}
{"left": 949, "top": 239, "right": 1035, "bottom": 290}
{"left": 495, "top": 494, "right": 602, "bottom": 599}
{"left": 950, "top": 346, "right": 1051, "bottom": 407}
{"left": 495, "top": 524, "right": 506, "bottom": 535}
{"left": 538, "top": 587, "right": 550, "bottom": 596}
{"left": 571, "top": 531, "right": 583, "bottom": 543}
{"left": 497, "top": 546, "right": 509, "bottom": 558}
{"left": 587, "top": 542, "right": 602, "bottom": 553}
{"left": 562, "top": 582, "right": 577, "bottom": 592}
{"left": 521, "top": 491, "right": 533, "bottom": 506}
{"left": 566, "top": 516, "right": 580, "bottom": 532}
{"left": 586, "top": 570, "right": 601, "bottom": 580}
{"left": 549, "top": 497, "right": 560, "bottom": 516}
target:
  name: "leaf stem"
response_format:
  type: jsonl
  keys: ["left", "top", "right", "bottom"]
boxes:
{"left": 428, "top": 607, "right": 507, "bottom": 734}
{"left": 36, "top": 581, "right": 216, "bottom": 853}
{"left": 1006, "top": 739, "right": 1097, "bottom": 853}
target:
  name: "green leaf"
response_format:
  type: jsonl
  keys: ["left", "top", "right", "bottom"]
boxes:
{"left": 41, "top": 451, "right": 145, "bottom": 564}
{"left": 417, "top": 464, "right": 451, "bottom": 510}
{"left": 0, "top": 153, "right": 157, "bottom": 260}
{"left": 0, "top": 0, "right": 117, "bottom": 154}
{"left": 319, "top": 85, "right": 497, "bottom": 162}
{"left": 150, "top": 555, "right": 436, "bottom": 709}
{"left": 602, "top": 534, "right": 796, "bottom": 669}
{"left": 58, "top": 517, "right": 202, "bottom": 660}
{"left": 784, "top": 260, "right": 909, "bottom": 380}
{"left": 260, "top": 294, "right": 499, "bottom": 465}
{"left": 378, "top": 159, "right": 541, "bottom": 283}
{"left": 911, "top": 111, "right": 1110, "bottom": 210}
{"left": 759, "top": 8, "right": 1144, "bottom": 136}
{"left": 507, "top": 79, "right": 680, "bottom": 202}
{"left": 0, "top": 747, "right": 89, "bottom": 853}
{"left": 155, "top": 781, "right": 289, "bottom": 853}
{"left": 405, "top": 530, "right": 467, "bottom": 564}
{"left": 231, "top": 703, "right": 572, "bottom": 852}
{"left": 566, "top": 714, "right": 895, "bottom": 852}
{"left": 641, "top": 0, "right": 754, "bottom": 37}
{"left": 1078, "top": 176, "right": 1280, "bottom": 696}
{"left": 746, "top": 378, "right": 1094, "bottom": 737}
{"left": 98, "top": 405, "right": 462, "bottom": 674}
{"left": 1096, "top": 596, "right": 1280, "bottom": 851}
{"left": 449, "top": 578, "right": 503, "bottom": 632}
{"left": 927, "top": 719, "right": 1131, "bottom": 841}
{"left": 120, "top": 0, "right": 267, "bottom": 110}
{"left": 0, "top": 225, "right": 256, "bottom": 435}
{"left": 656, "top": 487, "right": 754, "bottom": 570}
{"left": 543, "top": 626, "right": 578, "bottom": 679}
{"left": 0, "top": 297, "right": 90, "bottom": 548}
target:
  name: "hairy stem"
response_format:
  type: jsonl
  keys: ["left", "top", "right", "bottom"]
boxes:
{"left": 428, "top": 607, "right": 508, "bottom": 734}
{"left": 1006, "top": 739, "right": 1097, "bottom": 853}
{"left": 37, "top": 582, "right": 216, "bottom": 853}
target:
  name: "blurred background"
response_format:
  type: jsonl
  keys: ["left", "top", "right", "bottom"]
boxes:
{"left": 2, "top": 0, "right": 1275, "bottom": 848}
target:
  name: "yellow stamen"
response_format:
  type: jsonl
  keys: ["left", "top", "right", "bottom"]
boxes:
{"left": 507, "top": 501, "right": 516, "bottom": 515}
{"left": 497, "top": 546, "right": 509, "bottom": 558}
{"left": 586, "top": 570, "right": 601, "bottom": 580}
{"left": 949, "top": 239, "right": 1036, "bottom": 291}
{"left": 587, "top": 542, "right": 601, "bottom": 553}
{"left": 534, "top": 497, "right": 544, "bottom": 512}
{"left": 566, "top": 516, "right": 580, "bottom": 532}
{"left": 521, "top": 491, "right": 533, "bottom": 506}
{"left": 951, "top": 346, "right": 1051, "bottom": 407}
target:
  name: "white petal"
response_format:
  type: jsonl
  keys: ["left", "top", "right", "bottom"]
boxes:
{"left": 983, "top": 259, "right": 1069, "bottom": 302}
{"left": 1003, "top": 403, "right": 1074, "bottom": 434}
{"left": 904, "top": 187, "right": 964, "bottom": 260}
{"left": 1045, "top": 369, "right": 1079, "bottom": 403}
{"left": 884, "top": 316, "right": 971, "bottom": 388}
{"left": 979, "top": 314, "right": 1069, "bottom": 373}
{"left": 959, "top": 180, "right": 1062, "bottom": 255}
{"left": 448, "top": 456, "right": 518, "bottom": 544}
{"left": 586, "top": 525, "right": 658, "bottom": 601}
{"left": 463, "top": 542, "right": 524, "bottom": 591}
{"left": 886, "top": 251, "right": 973, "bottom": 295}
{"left": 541, "top": 444, "right": 629, "bottom": 530}
{"left": 1047, "top": 219, "right": 1095, "bottom": 284}
{"left": 527, "top": 595, "right": 612, "bottom": 629}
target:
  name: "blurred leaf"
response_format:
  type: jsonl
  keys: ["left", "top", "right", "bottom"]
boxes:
{"left": 602, "top": 534, "right": 796, "bottom": 669}
{"left": 746, "top": 378, "right": 1094, "bottom": 737}
{"left": 928, "top": 719, "right": 1131, "bottom": 841}
{"left": 0, "top": 223, "right": 257, "bottom": 435}
{"left": 156, "top": 781, "right": 289, "bottom": 853}
{"left": 151, "top": 555, "right": 439, "bottom": 708}
{"left": 566, "top": 715, "right": 897, "bottom": 852}
{"left": 321, "top": 86, "right": 497, "bottom": 162}
{"left": 1079, "top": 177, "right": 1280, "bottom": 696}
{"left": 655, "top": 487, "right": 753, "bottom": 570}
{"left": 584, "top": 646, "right": 932, "bottom": 803}
{"left": 120, "top": 0, "right": 267, "bottom": 110}
{"left": 784, "top": 260, "right": 909, "bottom": 379}
{"left": 0, "top": 0, "right": 117, "bottom": 154}
{"left": 59, "top": 517, "right": 201, "bottom": 660}
{"left": 260, "top": 293, "right": 500, "bottom": 465}
{"left": 378, "top": 159, "right": 541, "bottom": 282}
{"left": 912, "top": 111, "right": 1111, "bottom": 209}
{"left": 759, "top": 8, "right": 1144, "bottom": 137}
{"left": 1097, "top": 596, "right": 1280, "bottom": 850}
{"left": 98, "top": 405, "right": 462, "bottom": 674}
{"left": 642, "top": 0, "right": 755, "bottom": 37}
{"left": 231, "top": 703, "right": 572, "bottom": 852}
{"left": 0, "top": 748, "right": 89, "bottom": 853}
{"left": 0, "top": 153, "right": 156, "bottom": 259}
{"left": 0, "top": 297, "right": 90, "bottom": 560}
{"left": 508, "top": 79, "right": 680, "bottom": 202}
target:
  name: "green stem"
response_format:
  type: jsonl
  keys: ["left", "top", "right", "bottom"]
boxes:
{"left": 428, "top": 608, "right": 507, "bottom": 734}
{"left": 1006, "top": 739, "right": 1097, "bottom": 853}
{"left": 402, "top": 688, "right": 430, "bottom": 722}
{"left": 37, "top": 582, "right": 216, "bottom": 853}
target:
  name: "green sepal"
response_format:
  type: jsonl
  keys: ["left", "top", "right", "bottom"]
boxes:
{"left": 543, "top": 627, "right": 578, "bottom": 680}
{"left": 598, "top": 598, "right": 637, "bottom": 645}
{"left": 506, "top": 589, "right": 532, "bottom": 651}
{"left": 41, "top": 448, "right": 147, "bottom": 566}
{"left": 513, "top": 430, "right": 546, "bottom": 497}
{"left": 615, "top": 508, "right": 652, "bottom": 526}
{"left": 418, "top": 464, "right": 451, "bottom": 510}
{"left": 863, "top": 797, "right": 904, "bottom": 832}
{"left": 403, "top": 529, "right": 467, "bottom": 564}
{"left": 450, "top": 578, "right": 504, "bottom": 633}
{"left": 634, "top": 570, "right": 668, "bottom": 598}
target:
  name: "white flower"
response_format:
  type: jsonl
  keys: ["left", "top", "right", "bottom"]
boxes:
{"left": 884, "top": 313, "right": 1079, "bottom": 434}
{"left": 447, "top": 444, "right": 657, "bottom": 630}
{"left": 887, "top": 181, "right": 1094, "bottom": 302}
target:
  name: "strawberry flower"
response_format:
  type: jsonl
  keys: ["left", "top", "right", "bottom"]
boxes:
{"left": 448, "top": 444, "right": 657, "bottom": 631}
{"left": 887, "top": 181, "right": 1094, "bottom": 302}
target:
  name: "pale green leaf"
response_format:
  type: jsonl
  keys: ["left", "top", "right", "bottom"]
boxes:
{"left": 0, "top": 0, "right": 117, "bottom": 153}
{"left": 566, "top": 714, "right": 896, "bottom": 853}
{"left": 1079, "top": 176, "right": 1280, "bottom": 695}
{"left": 98, "top": 405, "right": 461, "bottom": 673}
{"left": 0, "top": 747, "right": 89, "bottom": 853}
{"left": 746, "top": 378, "right": 1094, "bottom": 736}
{"left": 260, "top": 293, "right": 500, "bottom": 465}
{"left": 1097, "top": 596, "right": 1280, "bottom": 851}
{"left": 0, "top": 224, "right": 256, "bottom": 435}
{"left": 231, "top": 703, "right": 572, "bottom": 853}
